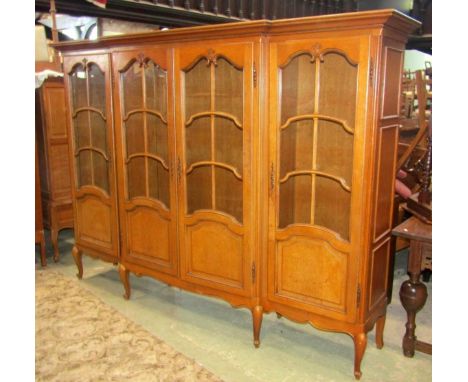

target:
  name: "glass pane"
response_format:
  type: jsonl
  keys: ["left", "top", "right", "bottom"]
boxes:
{"left": 147, "top": 113, "right": 168, "bottom": 162}
{"left": 93, "top": 152, "right": 109, "bottom": 194}
{"left": 187, "top": 166, "right": 212, "bottom": 214}
{"left": 280, "top": 120, "right": 314, "bottom": 178}
{"left": 215, "top": 167, "right": 243, "bottom": 223}
{"left": 145, "top": 61, "right": 167, "bottom": 119}
{"left": 127, "top": 157, "right": 146, "bottom": 199}
{"left": 184, "top": 59, "right": 210, "bottom": 119}
{"left": 319, "top": 52, "right": 357, "bottom": 129}
{"left": 90, "top": 112, "right": 108, "bottom": 153}
{"left": 77, "top": 150, "right": 92, "bottom": 188}
{"left": 316, "top": 119, "right": 353, "bottom": 184}
{"left": 185, "top": 117, "right": 211, "bottom": 167}
{"left": 214, "top": 117, "right": 242, "bottom": 174}
{"left": 88, "top": 63, "right": 106, "bottom": 114}
{"left": 70, "top": 65, "right": 87, "bottom": 111}
{"left": 279, "top": 175, "right": 312, "bottom": 228}
{"left": 215, "top": 57, "right": 243, "bottom": 121}
{"left": 125, "top": 113, "right": 145, "bottom": 156}
{"left": 281, "top": 54, "right": 315, "bottom": 125}
{"left": 122, "top": 63, "right": 143, "bottom": 115}
{"left": 74, "top": 111, "right": 90, "bottom": 149}
{"left": 314, "top": 176, "right": 351, "bottom": 240}
{"left": 148, "top": 159, "right": 170, "bottom": 208}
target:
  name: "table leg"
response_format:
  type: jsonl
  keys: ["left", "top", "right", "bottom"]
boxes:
{"left": 399, "top": 240, "right": 428, "bottom": 357}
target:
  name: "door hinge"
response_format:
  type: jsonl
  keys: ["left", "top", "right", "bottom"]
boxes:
{"left": 177, "top": 157, "right": 182, "bottom": 183}
{"left": 369, "top": 58, "right": 374, "bottom": 87}
{"left": 270, "top": 163, "right": 275, "bottom": 193}
{"left": 252, "top": 262, "right": 256, "bottom": 283}
{"left": 253, "top": 62, "right": 257, "bottom": 88}
{"left": 356, "top": 284, "right": 362, "bottom": 308}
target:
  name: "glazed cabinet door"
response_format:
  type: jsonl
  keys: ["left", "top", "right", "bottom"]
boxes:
{"left": 112, "top": 48, "right": 177, "bottom": 275}
{"left": 63, "top": 54, "right": 119, "bottom": 260}
{"left": 268, "top": 37, "right": 371, "bottom": 321}
{"left": 175, "top": 42, "right": 256, "bottom": 297}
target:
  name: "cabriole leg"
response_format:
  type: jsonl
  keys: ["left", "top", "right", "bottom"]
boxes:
{"left": 252, "top": 305, "right": 263, "bottom": 348}
{"left": 375, "top": 315, "right": 386, "bottom": 349}
{"left": 71, "top": 246, "right": 83, "bottom": 279}
{"left": 39, "top": 232, "right": 47, "bottom": 267}
{"left": 51, "top": 227, "right": 59, "bottom": 262}
{"left": 119, "top": 264, "right": 131, "bottom": 300}
{"left": 353, "top": 332, "right": 367, "bottom": 380}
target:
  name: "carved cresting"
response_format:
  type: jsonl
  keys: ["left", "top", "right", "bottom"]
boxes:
{"left": 310, "top": 43, "right": 325, "bottom": 62}
{"left": 136, "top": 52, "right": 148, "bottom": 68}
{"left": 206, "top": 48, "right": 218, "bottom": 67}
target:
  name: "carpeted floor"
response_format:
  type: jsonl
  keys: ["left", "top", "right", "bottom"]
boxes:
{"left": 36, "top": 269, "right": 223, "bottom": 382}
{"left": 35, "top": 229, "right": 432, "bottom": 381}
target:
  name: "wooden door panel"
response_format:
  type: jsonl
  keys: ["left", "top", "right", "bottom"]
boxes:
{"left": 268, "top": 36, "right": 370, "bottom": 321}
{"left": 176, "top": 41, "right": 255, "bottom": 296}
{"left": 185, "top": 220, "right": 244, "bottom": 290}
{"left": 126, "top": 206, "right": 172, "bottom": 265}
{"left": 76, "top": 195, "right": 112, "bottom": 248}
{"left": 112, "top": 48, "right": 177, "bottom": 275}
{"left": 274, "top": 235, "right": 348, "bottom": 313}
{"left": 63, "top": 53, "right": 119, "bottom": 259}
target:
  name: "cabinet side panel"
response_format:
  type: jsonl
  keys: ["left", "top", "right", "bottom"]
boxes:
{"left": 368, "top": 237, "right": 391, "bottom": 310}
{"left": 45, "top": 86, "right": 69, "bottom": 138}
{"left": 49, "top": 144, "right": 72, "bottom": 199}
{"left": 372, "top": 125, "right": 398, "bottom": 241}
{"left": 380, "top": 46, "right": 404, "bottom": 120}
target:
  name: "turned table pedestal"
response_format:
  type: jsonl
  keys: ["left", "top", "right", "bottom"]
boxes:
{"left": 392, "top": 216, "right": 432, "bottom": 357}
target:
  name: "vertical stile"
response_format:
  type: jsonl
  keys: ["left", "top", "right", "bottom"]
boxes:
{"left": 311, "top": 0, "right": 317, "bottom": 16}
{"left": 141, "top": 60, "right": 150, "bottom": 198}
{"left": 239, "top": 0, "right": 244, "bottom": 18}
{"left": 310, "top": 56, "right": 321, "bottom": 225}
{"left": 210, "top": 58, "right": 216, "bottom": 209}
{"left": 272, "top": 0, "right": 277, "bottom": 19}
{"left": 84, "top": 63, "right": 95, "bottom": 186}
{"left": 250, "top": 0, "right": 256, "bottom": 19}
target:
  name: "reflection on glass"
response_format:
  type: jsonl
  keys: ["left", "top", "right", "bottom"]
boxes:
{"left": 121, "top": 57, "right": 169, "bottom": 206}
{"left": 278, "top": 50, "right": 357, "bottom": 240}
{"left": 184, "top": 53, "right": 244, "bottom": 222}
{"left": 69, "top": 61, "right": 109, "bottom": 193}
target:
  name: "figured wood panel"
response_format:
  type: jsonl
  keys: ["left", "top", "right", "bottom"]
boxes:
{"left": 275, "top": 235, "right": 348, "bottom": 311}
{"left": 186, "top": 221, "right": 243, "bottom": 288}
{"left": 76, "top": 196, "right": 112, "bottom": 247}
{"left": 127, "top": 206, "right": 170, "bottom": 263}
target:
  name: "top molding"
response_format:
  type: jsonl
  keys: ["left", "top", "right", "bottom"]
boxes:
{"left": 53, "top": 9, "right": 420, "bottom": 52}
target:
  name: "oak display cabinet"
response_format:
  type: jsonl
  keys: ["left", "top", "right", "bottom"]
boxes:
{"left": 56, "top": 10, "right": 419, "bottom": 379}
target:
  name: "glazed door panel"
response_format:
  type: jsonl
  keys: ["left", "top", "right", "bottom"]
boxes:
{"left": 113, "top": 48, "right": 178, "bottom": 275}
{"left": 64, "top": 54, "right": 118, "bottom": 258}
{"left": 176, "top": 42, "right": 255, "bottom": 296}
{"left": 268, "top": 37, "right": 370, "bottom": 321}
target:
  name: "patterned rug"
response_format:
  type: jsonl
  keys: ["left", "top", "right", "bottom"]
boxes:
{"left": 35, "top": 269, "right": 223, "bottom": 382}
